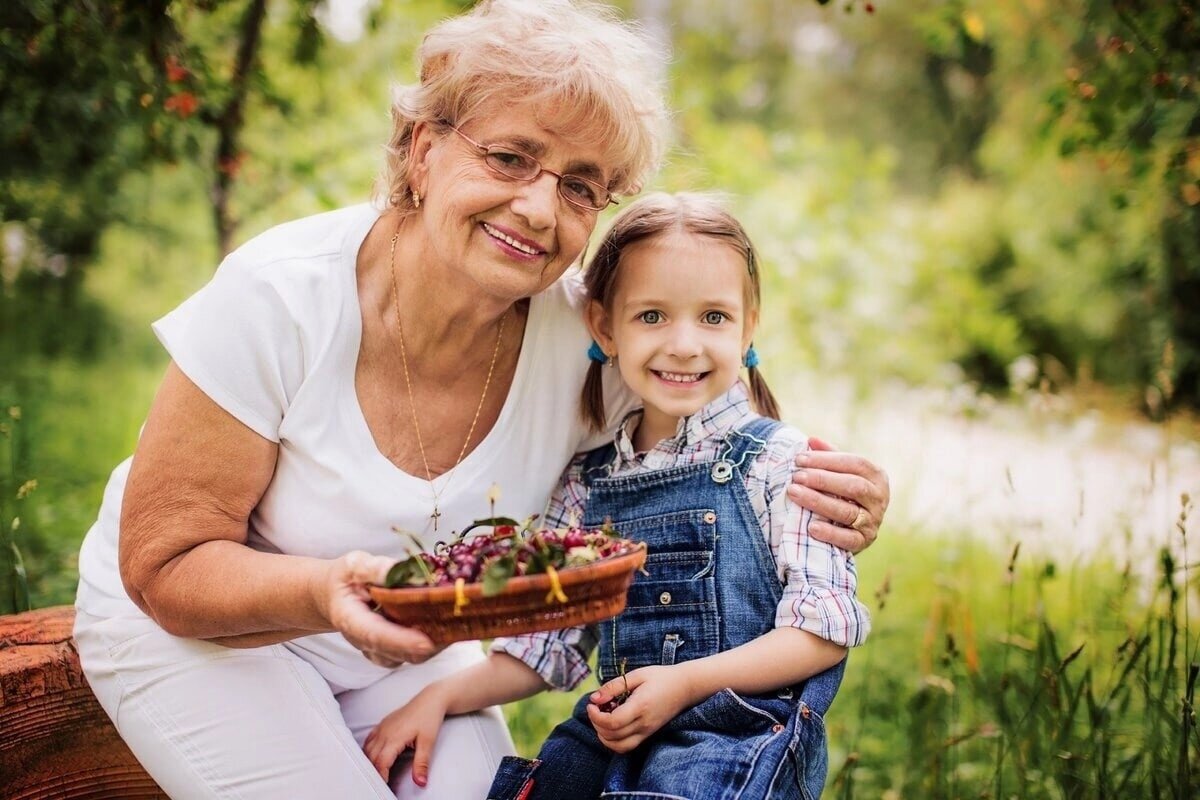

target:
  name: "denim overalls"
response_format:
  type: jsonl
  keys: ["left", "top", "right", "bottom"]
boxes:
{"left": 488, "top": 416, "right": 845, "bottom": 800}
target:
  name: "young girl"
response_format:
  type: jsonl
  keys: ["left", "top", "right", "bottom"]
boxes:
{"left": 363, "top": 193, "right": 871, "bottom": 799}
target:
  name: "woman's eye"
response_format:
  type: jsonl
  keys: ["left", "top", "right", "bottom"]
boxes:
{"left": 487, "top": 150, "right": 536, "bottom": 176}
{"left": 638, "top": 310, "right": 663, "bottom": 324}
{"left": 561, "top": 177, "right": 600, "bottom": 206}
{"left": 703, "top": 311, "right": 728, "bottom": 324}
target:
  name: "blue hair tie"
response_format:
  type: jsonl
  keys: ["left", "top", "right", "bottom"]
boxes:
{"left": 743, "top": 346, "right": 760, "bottom": 369}
{"left": 587, "top": 340, "right": 608, "bottom": 364}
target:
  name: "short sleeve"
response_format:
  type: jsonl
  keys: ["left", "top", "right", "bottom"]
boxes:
{"left": 152, "top": 255, "right": 304, "bottom": 442}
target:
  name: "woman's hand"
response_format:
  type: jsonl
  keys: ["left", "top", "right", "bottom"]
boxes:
{"left": 788, "top": 437, "right": 890, "bottom": 555}
{"left": 363, "top": 683, "right": 451, "bottom": 788}
{"left": 322, "top": 551, "right": 437, "bottom": 667}
{"left": 586, "top": 665, "right": 693, "bottom": 753}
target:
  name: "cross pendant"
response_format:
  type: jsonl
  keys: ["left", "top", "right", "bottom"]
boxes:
{"left": 431, "top": 505, "right": 442, "bottom": 532}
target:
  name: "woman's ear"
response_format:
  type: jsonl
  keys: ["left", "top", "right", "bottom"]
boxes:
{"left": 407, "top": 121, "right": 437, "bottom": 191}
{"left": 585, "top": 300, "right": 615, "bottom": 356}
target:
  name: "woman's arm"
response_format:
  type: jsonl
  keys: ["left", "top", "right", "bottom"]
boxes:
{"left": 119, "top": 363, "right": 435, "bottom": 662}
{"left": 586, "top": 629, "right": 845, "bottom": 753}
{"left": 788, "top": 436, "right": 890, "bottom": 554}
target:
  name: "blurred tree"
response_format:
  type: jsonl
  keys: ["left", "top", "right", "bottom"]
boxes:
{"left": 0, "top": 0, "right": 334, "bottom": 384}
{"left": 1049, "top": 0, "right": 1199, "bottom": 411}
{"left": 0, "top": 0, "right": 326, "bottom": 274}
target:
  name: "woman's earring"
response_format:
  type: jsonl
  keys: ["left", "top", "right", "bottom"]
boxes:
{"left": 607, "top": 354, "right": 616, "bottom": 368}
{"left": 412, "top": 189, "right": 421, "bottom": 209}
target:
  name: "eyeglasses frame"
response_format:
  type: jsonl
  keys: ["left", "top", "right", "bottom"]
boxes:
{"left": 445, "top": 123, "right": 618, "bottom": 212}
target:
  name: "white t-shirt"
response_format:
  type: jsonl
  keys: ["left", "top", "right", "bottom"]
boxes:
{"left": 76, "top": 203, "right": 634, "bottom": 687}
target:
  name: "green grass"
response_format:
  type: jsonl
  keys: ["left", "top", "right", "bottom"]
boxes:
{"left": 503, "top": 519, "right": 1200, "bottom": 798}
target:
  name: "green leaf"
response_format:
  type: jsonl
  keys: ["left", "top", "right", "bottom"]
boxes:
{"left": 481, "top": 556, "right": 516, "bottom": 597}
{"left": 460, "top": 517, "right": 522, "bottom": 538}
{"left": 384, "top": 556, "right": 431, "bottom": 588}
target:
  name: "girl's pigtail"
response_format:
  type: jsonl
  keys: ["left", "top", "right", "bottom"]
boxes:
{"left": 748, "top": 366, "right": 781, "bottom": 420}
{"left": 581, "top": 361, "right": 608, "bottom": 431}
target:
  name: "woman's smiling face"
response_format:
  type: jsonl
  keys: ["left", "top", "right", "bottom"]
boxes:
{"left": 409, "top": 102, "right": 613, "bottom": 302}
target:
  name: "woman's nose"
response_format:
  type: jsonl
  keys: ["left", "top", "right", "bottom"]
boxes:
{"left": 510, "top": 173, "right": 559, "bottom": 230}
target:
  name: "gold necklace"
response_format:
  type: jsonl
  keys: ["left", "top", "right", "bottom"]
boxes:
{"left": 388, "top": 228, "right": 508, "bottom": 531}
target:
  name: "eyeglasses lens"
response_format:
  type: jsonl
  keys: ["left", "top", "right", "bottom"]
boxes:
{"left": 483, "top": 148, "right": 609, "bottom": 211}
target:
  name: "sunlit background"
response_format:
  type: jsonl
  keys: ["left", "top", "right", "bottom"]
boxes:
{"left": 2, "top": 1, "right": 1198, "bottom": 795}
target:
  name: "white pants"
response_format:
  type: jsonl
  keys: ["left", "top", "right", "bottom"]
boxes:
{"left": 74, "top": 610, "right": 515, "bottom": 800}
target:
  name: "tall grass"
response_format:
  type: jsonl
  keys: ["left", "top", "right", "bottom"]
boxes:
{"left": 504, "top": 506, "right": 1200, "bottom": 798}
{"left": 0, "top": 404, "right": 32, "bottom": 614}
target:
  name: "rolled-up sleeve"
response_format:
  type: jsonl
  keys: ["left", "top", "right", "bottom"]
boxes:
{"left": 770, "top": 445, "right": 871, "bottom": 647}
{"left": 491, "top": 625, "right": 598, "bottom": 691}
{"left": 490, "top": 453, "right": 599, "bottom": 690}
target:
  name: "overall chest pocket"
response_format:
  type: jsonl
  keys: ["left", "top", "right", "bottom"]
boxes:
{"left": 599, "top": 509, "right": 721, "bottom": 677}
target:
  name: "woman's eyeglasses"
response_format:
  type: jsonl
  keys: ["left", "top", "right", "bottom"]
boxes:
{"left": 447, "top": 125, "right": 616, "bottom": 212}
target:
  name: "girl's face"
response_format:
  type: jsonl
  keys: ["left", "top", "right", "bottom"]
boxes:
{"left": 408, "top": 101, "right": 612, "bottom": 302}
{"left": 588, "top": 229, "right": 758, "bottom": 446}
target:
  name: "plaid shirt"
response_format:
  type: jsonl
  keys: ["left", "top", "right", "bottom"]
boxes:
{"left": 492, "top": 382, "right": 870, "bottom": 691}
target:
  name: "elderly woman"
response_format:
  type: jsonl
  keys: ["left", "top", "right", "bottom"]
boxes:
{"left": 73, "top": 1, "right": 889, "bottom": 798}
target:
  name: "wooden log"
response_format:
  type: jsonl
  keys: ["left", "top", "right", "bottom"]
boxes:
{"left": 0, "top": 606, "right": 166, "bottom": 799}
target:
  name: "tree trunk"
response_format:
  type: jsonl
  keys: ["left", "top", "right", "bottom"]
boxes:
{"left": 212, "top": 0, "right": 269, "bottom": 258}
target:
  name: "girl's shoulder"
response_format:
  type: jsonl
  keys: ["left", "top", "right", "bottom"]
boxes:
{"left": 737, "top": 417, "right": 809, "bottom": 491}
{"left": 740, "top": 416, "right": 808, "bottom": 456}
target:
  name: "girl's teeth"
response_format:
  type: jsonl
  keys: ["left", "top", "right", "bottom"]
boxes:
{"left": 658, "top": 371, "right": 702, "bottom": 383}
{"left": 483, "top": 223, "right": 539, "bottom": 255}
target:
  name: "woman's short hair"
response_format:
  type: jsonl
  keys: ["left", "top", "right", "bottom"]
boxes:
{"left": 378, "top": 0, "right": 669, "bottom": 211}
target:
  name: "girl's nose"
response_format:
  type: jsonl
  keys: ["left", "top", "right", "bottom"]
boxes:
{"left": 666, "top": 325, "right": 703, "bottom": 358}
{"left": 510, "top": 173, "right": 559, "bottom": 231}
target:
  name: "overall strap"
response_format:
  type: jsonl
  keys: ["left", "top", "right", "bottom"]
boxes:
{"left": 717, "top": 415, "right": 784, "bottom": 472}
{"left": 579, "top": 442, "right": 618, "bottom": 489}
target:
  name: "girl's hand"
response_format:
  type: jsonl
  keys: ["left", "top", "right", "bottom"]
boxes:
{"left": 788, "top": 437, "right": 890, "bottom": 555}
{"left": 322, "top": 551, "right": 438, "bottom": 667}
{"left": 363, "top": 685, "right": 451, "bottom": 788}
{"left": 586, "top": 666, "right": 694, "bottom": 753}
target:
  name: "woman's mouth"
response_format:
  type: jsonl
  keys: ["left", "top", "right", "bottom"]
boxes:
{"left": 481, "top": 221, "right": 545, "bottom": 257}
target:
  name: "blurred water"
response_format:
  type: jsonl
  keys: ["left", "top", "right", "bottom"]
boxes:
{"left": 783, "top": 375, "right": 1200, "bottom": 572}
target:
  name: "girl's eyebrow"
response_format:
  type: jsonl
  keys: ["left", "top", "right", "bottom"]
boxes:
{"left": 622, "top": 295, "right": 740, "bottom": 308}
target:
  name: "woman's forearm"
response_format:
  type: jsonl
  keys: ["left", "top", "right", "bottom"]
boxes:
{"left": 134, "top": 539, "right": 332, "bottom": 640}
{"left": 675, "top": 628, "right": 846, "bottom": 703}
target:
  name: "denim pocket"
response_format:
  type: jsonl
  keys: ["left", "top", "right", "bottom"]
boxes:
{"left": 610, "top": 509, "right": 717, "bottom": 559}
{"left": 610, "top": 690, "right": 798, "bottom": 800}
{"left": 605, "top": 575, "right": 719, "bottom": 675}
{"left": 671, "top": 688, "right": 793, "bottom": 735}
{"left": 792, "top": 702, "right": 830, "bottom": 800}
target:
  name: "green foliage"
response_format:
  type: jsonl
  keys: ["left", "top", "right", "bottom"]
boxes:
{"left": 635, "top": 0, "right": 1199, "bottom": 407}
{"left": 0, "top": 406, "right": 32, "bottom": 614}
{"left": 0, "top": 0, "right": 174, "bottom": 258}
{"left": 504, "top": 524, "right": 1200, "bottom": 798}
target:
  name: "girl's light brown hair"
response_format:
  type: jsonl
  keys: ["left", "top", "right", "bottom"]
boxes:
{"left": 582, "top": 192, "right": 781, "bottom": 430}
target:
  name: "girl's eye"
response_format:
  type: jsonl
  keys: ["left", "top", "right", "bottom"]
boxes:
{"left": 703, "top": 311, "right": 728, "bottom": 325}
{"left": 638, "top": 310, "right": 663, "bottom": 324}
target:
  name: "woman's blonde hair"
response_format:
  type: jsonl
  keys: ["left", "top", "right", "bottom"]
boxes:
{"left": 582, "top": 192, "right": 781, "bottom": 431}
{"left": 378, "top": 0, "right": 669, "bottom": 211}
